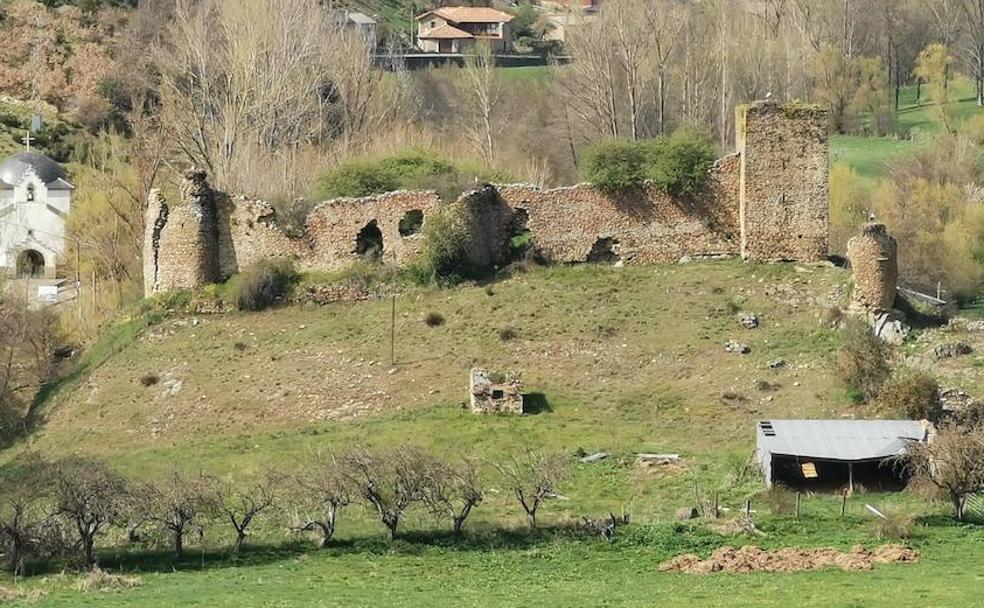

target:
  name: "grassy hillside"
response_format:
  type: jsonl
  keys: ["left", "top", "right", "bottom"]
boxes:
{"left": 830, "top": 82, "right": 984, "bottom": 182}
{"left": 4, "top": 262, "right": 984, "bottom": 606}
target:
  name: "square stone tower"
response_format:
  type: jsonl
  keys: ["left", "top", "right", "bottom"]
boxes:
{"left": 736, "top": 101, "right": 829, "bottom": 262}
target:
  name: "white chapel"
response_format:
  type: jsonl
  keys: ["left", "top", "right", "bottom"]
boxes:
{"left": 0, "top": 142, "right": 73, "bottom": 279}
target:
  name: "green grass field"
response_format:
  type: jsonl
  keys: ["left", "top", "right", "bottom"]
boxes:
{"left": 830, "top": 82, "right": 983, "bottom": 181}
{"left": 4, "top": 262, "right": 984, "bottom": 606}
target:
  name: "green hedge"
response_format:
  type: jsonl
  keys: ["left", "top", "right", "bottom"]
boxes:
{"left": 582, "top": 130, "right": 716, "bottom": 196}
{"left": 311, "top": 149, "right": 507, "bottom": 202}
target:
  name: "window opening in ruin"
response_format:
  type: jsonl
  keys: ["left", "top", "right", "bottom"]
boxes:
{"left": 586, "top": 237, "right": 620, "bottom": 265}
{"left": 492, "top": 389, "right": 505, "bottom": 400}
{"left": 398, "top": 210, "right": 424, "bottom": 237}
{"left": 26, "top": 184, "right": 35, "bottom": 202}
{"left": 16, "top": 249, "right": 44, "bottom": 278}
{"left": 508, "top": 208, "right": 533, "bottom": 259}
{"left": 355, "top": 220, "right": 384, "bottom": 262}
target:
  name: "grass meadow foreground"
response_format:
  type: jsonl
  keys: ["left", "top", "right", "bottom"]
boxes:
{"left": 0, "top": 262, "right": 982, "bottom": 606}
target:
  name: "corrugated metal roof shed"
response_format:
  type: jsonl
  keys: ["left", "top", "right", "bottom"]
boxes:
{"left": 756, "top": 419, "right": 929, "bottom": 486}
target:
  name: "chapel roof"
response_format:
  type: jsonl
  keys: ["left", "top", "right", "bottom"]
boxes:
{"left": 0, "top": 152, "right": 69, "bottom": 187}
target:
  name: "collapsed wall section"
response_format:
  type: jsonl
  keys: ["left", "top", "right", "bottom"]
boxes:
{"left": 496, "top": 153, "right": 741, "bottom": 264}
{"left": 737, "top": 101, "right": 829, "bottom": 262}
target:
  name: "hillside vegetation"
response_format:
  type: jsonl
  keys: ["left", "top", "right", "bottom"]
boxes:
{"left": 3, "top": 262, "right": 984, "bottom": 606}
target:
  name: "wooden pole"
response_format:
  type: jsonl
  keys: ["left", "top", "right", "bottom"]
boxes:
{"left": 744, "top": 499, "right": 751, "bottom": 516}
{"left": 848, "top": 462, "right": 854, "bottom": 495}
{"left": 390, "top": 295, "right": 396, "bottom": 366}
{"left": 795, "top": 492, "right": 801, "bottom": 519}
{"left": 75, "top": 236, "right": 82, "bottom": 319}
{"left": 841, "top": 492, "right": 847, "bottom": 518}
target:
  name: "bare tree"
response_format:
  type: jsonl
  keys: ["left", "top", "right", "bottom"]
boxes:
{"left": 291, "top": 455, "right": 353, "bottom": 548}
{"left": 343, "top": 446, "right": 430, "bottom": 541}
{"left": 52, "top": 458, "right": 131, "bottom": 569}
{"left": 457, "top": 43, "right": 503, "bottom": 165}
{"left": 154, "top": 0, "right": 389, "bottom": 194}
{"left": 221, "top": 473, "right": 279, "bottom": 555}
{"left": 493, "top": 449, "right": 569, "bottom": 530}
{"left": 899, "top": 424, "right": 984, "bottom": 520}
{"left": 961, "top": 0, "right": 984, "bottom": 105}
{"left": 0, "top": 454, "right": 55, "bottom": 575}
{"left": 142, "top": 471, "right": 220, "bottom": 558}
{"left": 422, "top": 457, "right": 484, "bottom": 535}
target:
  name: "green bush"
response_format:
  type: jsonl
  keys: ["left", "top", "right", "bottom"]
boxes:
{"left": 877, "top": 368, "right": 942, "bottom": 421}
{"left": 403, "top": 205, "right": 471, "bottom": 286}
{"left": 230, "top": 259, "right": 299, "bottom": 312}
{"left": 311, "top": 149, "right": 506, "bottom": 202}
{"left": 836, "top": 319, "right": 891, "bottom": 403}
{"left": 645, "top": 130, "right": 716, "bottom": 197}
{"left": 581, "top": 129, "right": 716, "bottom": 196}
{"left": 581, "top": 140, "right": 648, "bottom": 193}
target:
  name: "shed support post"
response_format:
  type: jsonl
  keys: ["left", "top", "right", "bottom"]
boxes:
{"left": 848, "top": 462, "right": 854, "bottom": 495}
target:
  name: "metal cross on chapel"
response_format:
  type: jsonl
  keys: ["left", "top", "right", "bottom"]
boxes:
{"left": 21, "top": 132, "right": 34, "bottom": 152}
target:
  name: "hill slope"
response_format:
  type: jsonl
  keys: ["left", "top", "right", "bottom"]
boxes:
{"left": 21, "top": 262, "right": 982, "bottom": 508}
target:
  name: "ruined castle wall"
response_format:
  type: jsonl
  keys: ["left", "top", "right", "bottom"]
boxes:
{"left": 737, "top": 101, "right": 829, "bottom": 262}
{"left": 847, "top": 223, "right": 898, "bottom": 311}
{"left": 496, "top": 153, "right": 741, "bottom": 264}
{"left": 302, "top": 191, "right": 442, "bottom": 270}
{"left": 144, "top": 101, "right": 830, "bottom": 297}
{"left": 143, "top": 172, "right": 220, "bottom": 295}
{"left": 216, "top": 196, "right": 306, "bottom": 280}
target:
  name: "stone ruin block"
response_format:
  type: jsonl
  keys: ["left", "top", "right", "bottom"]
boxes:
{"left": 469, "top": 368, "right": 524, "bottom": 414}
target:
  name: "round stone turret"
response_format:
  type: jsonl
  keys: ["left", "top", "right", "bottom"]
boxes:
{"left": 847, "top": 223, "right": 898, "bottom": 311}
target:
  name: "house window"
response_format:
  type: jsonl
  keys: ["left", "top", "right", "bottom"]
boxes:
{"left": 492, "top": 389, "right": 505, "bottom": 400}
{"left": 26, "top": 184, "right": 35, "bottom": 202}
{"left": 429, "top": 20, "right": 436, "bottom": 28}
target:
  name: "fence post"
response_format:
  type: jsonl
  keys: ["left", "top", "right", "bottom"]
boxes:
{"left": 795, "top": 492, "right": 801, "bottom": 519}
{"left": 841, "top": 492, "right": 847, "bottom": 518}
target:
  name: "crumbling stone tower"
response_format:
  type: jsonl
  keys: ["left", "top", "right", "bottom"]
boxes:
{"left": 847, "top": 222, "right": 898, "bottom": 311}
{"left": 736, "top": 101, "right": 829, "bottom": 261}
{"left": 143, "top": 170, "right": 220, "bottom": 295}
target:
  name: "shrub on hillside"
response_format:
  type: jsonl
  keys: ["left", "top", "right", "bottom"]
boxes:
{"left": 581, "top": 140, "right": 648, "bottom": 193}
{"left": 582, "top": 129, "right": 716, "bottom": 196}
{"left": 403, "top": 205, "right": 472, "bottom": 285}
{"left": 836, "top": 319, "right": 891, "bottom": 403}
{"left": 877, "top": 368, "right": 942, "bottom": 421}
{"left": 311, "top": 149, "right": 506, "bottom": 202}
{"left": 645, "top": 130, "right": 716, "bottom": 197}
{"left": 231, "top": 259, "right": 298, "bottom": 312}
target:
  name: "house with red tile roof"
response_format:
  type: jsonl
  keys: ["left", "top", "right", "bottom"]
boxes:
{"left": 415, "top": 6, "right": 515, "bottom": 53}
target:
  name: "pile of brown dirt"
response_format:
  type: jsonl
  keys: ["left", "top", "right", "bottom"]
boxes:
{"left": 659, "top": 544, "right": 917, "bottom": 574}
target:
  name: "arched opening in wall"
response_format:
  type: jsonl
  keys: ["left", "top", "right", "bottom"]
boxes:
{"left": 507, "top": 208, "right": 533, "bottom": 260}
{"left": 16, "top": 249, "right": 45, "bottom": 278}
{"left": 398, "top": 210, "right": 424, "bottom": 237}
{"left": 25, "top": 184, "right": 35, "bottom": 202}
{"left": 355, "top": 220, "right": 384, "bottom": 262}
{"left": 586, "top": 237, "right": 620, "bottom": 265}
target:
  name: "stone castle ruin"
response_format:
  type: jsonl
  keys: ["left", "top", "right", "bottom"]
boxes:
{"left": 144, "top": 100, "right": 829, "bottom": 296}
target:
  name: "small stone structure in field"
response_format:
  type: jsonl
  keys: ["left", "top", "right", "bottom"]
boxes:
{"left": 469, "top": 369, "right": 524, "bottom": 414}
{"left": 847, "top": 222, "right": 898, "bottom": 312}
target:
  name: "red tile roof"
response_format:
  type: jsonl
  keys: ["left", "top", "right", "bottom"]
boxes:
{"left": 417, "top": 6, "right": 515, "bottom": 24}
{"left": 418, "top": 23, "right": 474, "bottom": 39}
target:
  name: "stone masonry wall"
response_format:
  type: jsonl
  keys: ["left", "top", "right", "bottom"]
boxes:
{"left": 737, "top": 101, "right": 829, "bottom": 261}
{"left": 143, "top": 170, "right": 220, "bottom": 295}
{"left": 144, "top": 101, "right": 829, "bottom": 297}
{"left": 496, "top": 153, "right": 741, "bottom": 264}
{"left": 847, "top": 223, "right": 898, "bottom": 311}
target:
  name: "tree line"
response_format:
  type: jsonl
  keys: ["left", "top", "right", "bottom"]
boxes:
{"left": 0, "top": 446, "right": 569, "bottom": 575}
